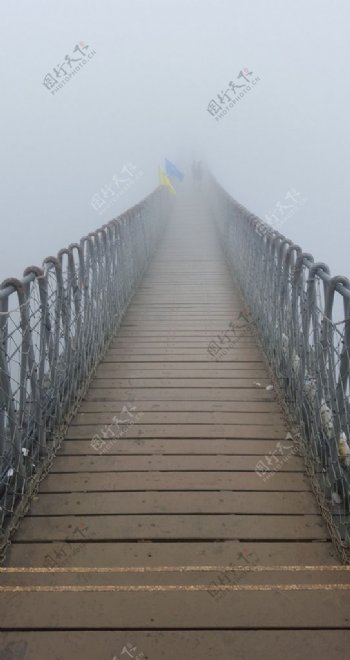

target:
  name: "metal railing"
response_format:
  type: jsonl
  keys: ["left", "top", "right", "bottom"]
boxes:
{"left": 211, "top": 177, "right": 350, "bottom": 559}
{"left": 0, "top": 186, "right": 170, "bottom": 554}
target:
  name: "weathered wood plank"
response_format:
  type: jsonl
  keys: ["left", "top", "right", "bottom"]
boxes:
{"left": 66, "top": 424, "right": 285, "bottom": 439}
{"left": 106, "top": 348, "right": 262, "bottom": 356}
{"left": 3, "top": 591, "right": 350, "bottom": 630}
{"left": 50, "top": 455, "right": 301, "bottom": 473}
{"left": 0, "top": 631, "right": 349, "bottom": 660}
{"left": 89, "top": 378, "right": 271, "bottom": 387}
{"left": 38, "top": 472, "right": 311, "bottom": 492}
{"left": 78, "top": 400, "right": 281, "bottom": 413}
{"left": 13, "top": 514, "right": 328, "bottom": 541}
{"left": 84, "top": 388, "right": 276, "bottom": 401}
{"left": 3, "top": 540, "right": 338, "bottom": 568}
{"left": 72, "top": 411, "right": 285, "bottom": 426}
{"left": 2, "top": 569, "right": 347, "bottom": 589}
{"left": 28, "top": 491, "right": 320, "bottom": 516}
{"left": 59, "top": 439, "right": 289, "bottom": 455}
{"left": 96, "top": 368, "right": 268, "bottom": 378}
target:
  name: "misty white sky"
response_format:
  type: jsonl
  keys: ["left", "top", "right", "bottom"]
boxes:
{"left": 0, "top": 0, "right": 349, "bottom": 281}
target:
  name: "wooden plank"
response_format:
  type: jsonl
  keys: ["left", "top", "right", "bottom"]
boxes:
{"left": 28, "top": 491, "right": 320, "bottom": 516}
{"left": 13, "top": 514, "right": 328, "bottom": 541}
{"left": 79, "top": 400, "right": 281, "bottom": 413}
{"left": 117, "top": 309, "right": 248, "bottom": 313}
{"left": 4, "top": 591, "right": 350, "bottom": 630}
{"left": 120, "top": 317, "right": 248, "bottom": 322}
{"left": 119, "top": 324, "right": 256, "bottom": 330}
{"left": 38, "top": 472, "right": 311, "bottom": 492}
{"left": 106, "top": 348, "right": 262, "bottom": 356}
{"left": 108, "top": 344, "right": 256, "bottom": 351}
{"left": 84, "top": 388, "right": 275, "bottom": 401}
{"left": 72, "top": 411, "right": 285, "bottom": 426}
{"left": 120, "top": 298, "right": 238, "bottom": 303}
{"left": 4, "top": 540, "right": 338, "bottom": 568}
{"left": 102, "top": 358, "right": 265, "bottom": 366}
{"left": 66, "top": 424, "right": 284, "bottom": 439}
{"left": 59, "top": 439, "right": 289, "bottom": 455}
{"left": 109, "top": 340, "right": 256, "bottom": 346}
{"left": 0, "top": 630, "right": 349, "bottom": 660}
{"left": 114, "top": 330, "right": 255, "bottom": 336}
{"left": 50, "top": 455, "right": 301, "bottom": 473}
{"left": 3, "top": 569, "right": 348, "bottom": 589}
{"left": 97, "top": 361, "right": 266, "bottom": 370}
{"left": 96, "top": 368, "right": 268, "bottom": 378}
{"left": 116, "top": 314, "right": 251, "bottom": 318}
{"left": 89, "top": 378, "right": 271, "bottom": 387}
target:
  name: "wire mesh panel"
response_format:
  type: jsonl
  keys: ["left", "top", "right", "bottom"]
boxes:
{"left": 211, "top": 178, "right": 350, "bottom": 558}
{"left": 0, "top": 186, "right": 170, "bottom": 554}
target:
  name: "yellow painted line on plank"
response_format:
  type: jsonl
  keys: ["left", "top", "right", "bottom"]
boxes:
{"left": 0, "top": 565, "right": 349, "bottom": 574}
{"left": 1, "top": 584, "right": 350, "bottom": 593}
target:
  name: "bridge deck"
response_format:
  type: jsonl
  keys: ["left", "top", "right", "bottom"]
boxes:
{"left": 1, "top": 190, "right": 350, "bottom": 659}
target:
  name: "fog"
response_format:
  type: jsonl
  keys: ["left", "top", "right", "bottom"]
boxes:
{"left": 0, "top": 0, "right": 349, "bottom": 281}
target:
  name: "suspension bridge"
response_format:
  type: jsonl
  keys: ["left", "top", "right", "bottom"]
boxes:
{"left": 1, "top": 178, "right": 350, "bottom": 659}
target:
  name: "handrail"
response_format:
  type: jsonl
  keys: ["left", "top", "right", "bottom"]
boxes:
{"left": 0, "top": 185, "right": 170, "bottom": 555}
{"left": 211, "top": 176, "right": 350, "bottom": 559}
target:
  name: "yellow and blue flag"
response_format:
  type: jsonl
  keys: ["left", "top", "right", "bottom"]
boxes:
{"left": 165, "top": 158, "right": 184, "bottom": 182}
{"left": 159, "top": 168, "right": 176, "bottom": 194}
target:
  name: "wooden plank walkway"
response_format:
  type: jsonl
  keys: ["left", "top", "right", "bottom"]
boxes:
{"left": 1, "top": 188, "right": 350, "bottom": 659}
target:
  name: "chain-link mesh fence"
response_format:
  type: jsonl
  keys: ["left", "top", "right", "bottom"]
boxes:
{"left": 0, "top": 186, "right": 170, "bottom": 557}
{"left": 211, "top": 177, "right": 350, "bottom": 559}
